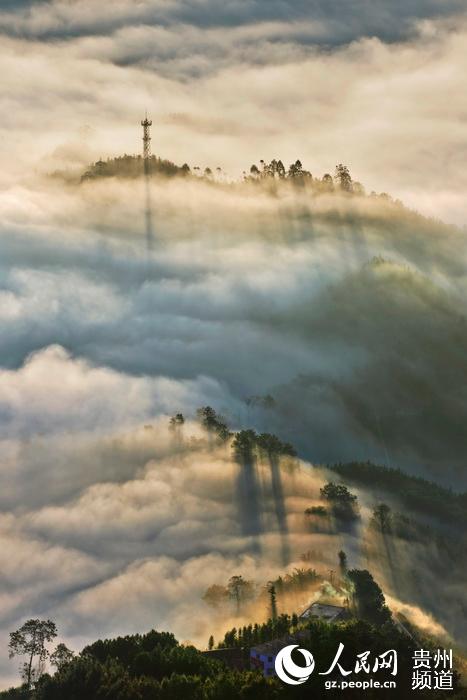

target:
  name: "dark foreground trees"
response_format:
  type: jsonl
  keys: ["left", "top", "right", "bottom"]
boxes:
{"left": 347, "top": 569, "right": 392, "bottom": 626}
{"left": 31, "top": 632, "right": 275, "bottom": 700}
{"left": 8, "top": 620, "right": 57, "bottom": 690}
{"left": 320, "top": 481, "right": 360, "bottom": 521}
{"left": 4, "top": 620, "right": 460, "bottom": 700}
{"left": 2, "top": 617, "right": 464, "bottom": 700}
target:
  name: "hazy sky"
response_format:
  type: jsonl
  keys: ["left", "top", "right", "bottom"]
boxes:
{"left": 0, "top": 0, "right": 466, "bottom": 224}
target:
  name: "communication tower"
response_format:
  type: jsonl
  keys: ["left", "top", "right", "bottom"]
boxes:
{"left": 141, "top": 114, "right": 152, "bottom": 160}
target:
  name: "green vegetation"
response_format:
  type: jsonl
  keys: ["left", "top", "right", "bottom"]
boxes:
{"left": 202, "top": 576, "right": 255, "bottom": 615}
{"left": 305, "top": 505, "right": 328, "bottom": 517}
{"left": 290, "top": 616, "right": 463, "bottom": 698}
{"left": 319, "top": 481, "right": 360, "bottom": 521}
{"left": 80, "top": 154, "right": 391, "bottom": 203}
{"left": 273, "top": 568, "right": 321, "bottom": 594}
{"left": 4, "top": 428, "right": 465, "bottom": 698}
{"left": 232, "top": 429, "right": 297, "bottom": 461}
{"left": 220, "top": 614, "right": 295, "bottom": 648}
{"left": 338, "top": 550, "right": 347, "bottom": 575}
{"left": 169, "top": 413, "right": 185, "bottom": 431}
{"left": 371, "top": 503, "right": 393, "bottom": 534}
{"left": 268, "top": 583, "right": 278, "bottom": 621}
{"left": 202, "top": 584, "right": 230, "bottom": 609}
{"left": 8, "top": 620, "right": 57, "bottom": 690}
{"left": 320, "top": 482, "right": 357, "bottom": 503}
{"left": 231, "top": 429, "right": 257, "bottom": 459}
{"left": 81, "top": 629, "right": 178, "bottom": 666}
{"left": 3, "top": 603, "right": 465, "bottom": 699}
{"left": 370, "top": 502, "right": 467, "bottom": 567}
{"left": 81, "top": 154, "right": 190, "bottom": 181}
{"left": 196, "top": 406, "right": 231, "bottom": 443}
{"left": 347, "top": 570, "right": 392, "bottom": 626}
{"left": 202, "top": 568, "right": 321, "bottom": 617}
{"left": 49, "top": 644, "right": 74, "bottom": 672}
{"left": 193, "top": 405, "right": 296, "bottom": 462}
{"left": 245, "top": 160, "right": 366, "bottom": 197}
{"left": 328, "top": 461, "right": 467, "bottom": 524}
{"left": 255, "top": 433, "right": 297, "bottom": 458}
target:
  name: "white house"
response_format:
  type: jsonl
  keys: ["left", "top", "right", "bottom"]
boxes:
{"left": 299, "top": 601, "right": 349, "bottom": 623}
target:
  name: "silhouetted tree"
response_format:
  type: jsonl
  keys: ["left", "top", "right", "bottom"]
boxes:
{"left": 276, "top": 160, "right": 286, "bottom": 178}
{"left": 335, "top": 163, "right": 352, "bottom": 191}
{"left": 320, "top": 482, "right": 359, "bottom": 521}
{"left": 256, "top": 433, "right": 296, "bottom": 457}
{"left": 288, "top": 159, "right": 302, "bottom": 177}
{"left": 372, "top": 503, "right": 392, "bottom": 534}
{"left": 202, "top": 584, "right": 229, "bottom": 608}
{"left": 267, "top": 583, "right": 277, "bottom": 621}
{"left": 352, "top": 180, "right": 365, "bottom": 195}
{"left": 231, "top": 430, "right": 257, "bottom": 460}
{"left": 9, "top": 620, "right": 57, "bottom": 689}
{"left": 169, "top": 413, "right": 185, "bottom": 430}
{"left": 322, "top": 173, "right": 334, "bottom": 191}
{"left": 338, "top": 550, "right": 348, "bottom": 575}
{"left": 227, "top": 576, "right": 255, "bottom": 614}
{"left": 197, "top": 406, "right": 231, "bottom": 442}
{"left": 81, "top": 154, "right": 185, "bottom": 181}
{"left": 347, "top": 569, "right": 391, "bottom": 625}
{"left": 329, "top": 461, "right": 467, "bottom": 526}
{"left": 305, "top": 505, "right": 328, "bottom": 517}
{"left": 49, "top": 644, "right": 74, "bottom": 672}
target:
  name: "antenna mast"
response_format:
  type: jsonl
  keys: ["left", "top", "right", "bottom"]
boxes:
{"left": 141, "top": 114, "right": 152, "bottom": 160}
{"left": 141, "top": 114, "right": 154, "bottom": 256}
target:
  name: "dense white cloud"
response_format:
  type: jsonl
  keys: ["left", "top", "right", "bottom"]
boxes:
{"left": 0, "top": 0, "right": 464, "bottom": 45}
{"left": 1, "top": 178, "right": 467, "bottom": 480}
{"left": 1, "top": 14, "right": 467, "bottom": 223}
{"left": 0, "top": 345, "right": 233, "bottom": 438}
{"left": 0, "top": 415, "right": 351, "bottom": 686}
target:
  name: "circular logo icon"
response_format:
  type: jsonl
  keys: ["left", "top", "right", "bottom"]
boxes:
{"left": 275, "top": 644, "right": 315, "bottom": 685}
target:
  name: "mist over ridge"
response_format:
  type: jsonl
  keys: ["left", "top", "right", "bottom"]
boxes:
{"left": 1, "top": 2, "right": 467, "bottom": 694}
{"left": 2, "top": 169, "right": 466, "bottom": 484}
{"left": 2, "top": 166, "right": 467, "bottom": 680}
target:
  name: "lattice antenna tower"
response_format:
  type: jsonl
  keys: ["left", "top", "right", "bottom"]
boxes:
{"left": 141, "top": 113, "right": 152, "bottom": 160}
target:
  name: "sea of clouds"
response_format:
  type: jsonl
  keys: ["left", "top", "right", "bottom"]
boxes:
{"left": 1, "top": 0, "right": 467, "bottom": 688}
{"left": 0, "top": 175, "right": 466, "bottom": 686}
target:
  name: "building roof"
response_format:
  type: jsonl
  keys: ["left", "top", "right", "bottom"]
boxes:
{"left": 299, "top": 601, "right": 347, "bottom": 622}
